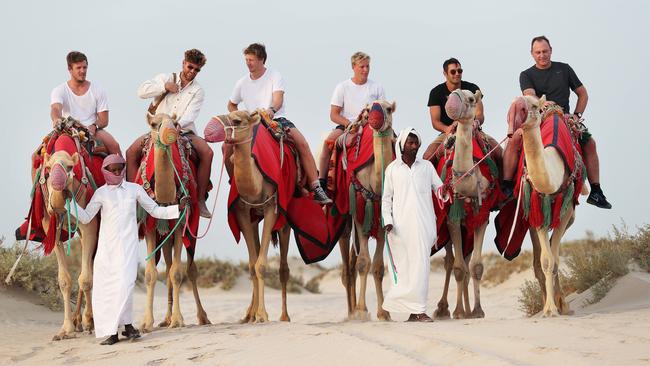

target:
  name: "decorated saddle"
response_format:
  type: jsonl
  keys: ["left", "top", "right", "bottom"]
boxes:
{"left": 226, "top": 119, "right": 339, "bottom": 264}
{"left": 135, "top": 133, "right": 201, "bottom": 255}
{"left": 494, "top": 109, "right": 585, "bottom": 260}
{"left": 16, "top": 120, "right": 106, "bottom": 255}
{"left": 432, "top": 132, "right": 504, "bottom": 257}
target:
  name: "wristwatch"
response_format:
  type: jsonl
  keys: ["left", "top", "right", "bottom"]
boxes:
{"left": 270, "top": 107, "right": 278, "bottom": 113}
{"left": 574, "top": 112, "right": 583, "bottom": 118}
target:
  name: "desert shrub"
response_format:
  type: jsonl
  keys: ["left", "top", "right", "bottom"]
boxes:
{"left": 625, "top": 224, "right": 650, "bottom": 272}
{"left": 564, "top": 238, "right": 629, "bottom": 294}
{"left": 264, "top": 267, "right": 304, "bottom": 294}
{"left": 518, "top": 279, "right": 544, "bottom": 316}
{"left": 304, "top": 271, "right": 327, "bottom": 294}
{"left": 158, "top": 257, "right": 243, "bottom": 290}
{"left": 483, "top": 251, "right": 533, "bottom": 287}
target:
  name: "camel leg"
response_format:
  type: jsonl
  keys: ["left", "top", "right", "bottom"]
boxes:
{"left": 462, "top": 253, "right": 472, "bottom": 316}
{"left": 52, "top": 241, "right": 76, "bottom": 341}
{"left": 349, "top": 227, "right": 359, "bottom": 312}
{"left": 235, "top": 209, "right": 260, "bottom": 323}
{"left": 187, "top": 253, "right": 211, "bottom": 325}
{"left": 79, "top": 219, "right": 98, "bottom": 333}
{"left": 536, "top": 228, "right": 559, "bottom": 317}
{"left": 550, "top": 207, "right": 574, "bottom": 315}
{"left": 158, "top": 244, "right": 173, "bottom": 327}
{"left": 448, "top": 221, "right": 467, "bottom": 319}
{"left": 278, "top": 225, "right": 291, "bottom": 322}
{"left": 168, "top": 230, "right": 185, "bottom": 328}
{"left": 339, "top": 223, "right": 354, "bottom": 319}
{"left": 433, "top": 242, "right": 453, "bottom": 319}
{"left": 140, "top": 231, "right": 158, "bottom": 333}
{"left": 254, "top": 206, "right": 277, "bottom": 323}
{"left": 469, "top": 223, "right": 487, "bottom": 318}
{"left": 530, "top": 227, "right": 546, "bottom": 304}
{"left": 72, "top": 289, "right": 84, "bottom": 333}
{"left": 373, "top": 228, "right": 391, "bottom": 321}
{"left": 352, "top": 221, "right": 371, "bottom": 321}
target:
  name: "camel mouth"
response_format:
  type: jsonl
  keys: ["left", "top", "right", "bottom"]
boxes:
{"left": 368, "top": 102, "right": 386, "bottom": 130}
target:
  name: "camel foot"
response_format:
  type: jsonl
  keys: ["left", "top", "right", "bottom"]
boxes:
{"left": 351, "top": 309, "right": 370, "bottom": 321}
{"left": 168, "top": 315, "right": 185, "bottom": 328}
{"left": 197, "top": 312, "right": 212, "bottom": 326}
{"left": 73, "top": 315, "right": 83, "bottom": 333}
{"left": 83, "top": 316, "right": 94, "bottom": 333}
{"left": 158, "top": 317, "right": 171, "bottom": 328}
{"left": 453, "top": 308, "right": 466, "bottom": 319}
{"left": 433, "top": 304, "right": 451, "bottom": 320}
{"left": 254, "top": 310, "right": 269, "bottom": 323}
{"left": 377, "top": 309, "right": 391, "bottom": 321}
{"left": 52, "top": 328, "right": 76, "bottom": 341}
{"left": 140, "top": 318, "right": 154, "bottom": 333}
{"left": 470, "top": 307, "right": 485, "bottom": 319}
{"left": 279, "top": 313, "right": 291, "bottom": 322}
{"left": 542, "top": 308, "right": 560, "bottom": 318}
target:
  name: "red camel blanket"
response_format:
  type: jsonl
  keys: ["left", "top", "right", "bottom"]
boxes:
{"left": 327, "top": 125, "right": 393, "bottom": 240}
{"left": 16, "top": 133, "right": 105, "bottom": 255}
{"left": 227, "top": 121, "right": 339, "bottom": 264}
{"left": 135, "top": 136, "right": 199, "bottom": 255}
{"left": 432, "top": 134, "right": 504, "bottom": 258}
{"left": 494, "top": 112, "right": 585, "bottom": 260}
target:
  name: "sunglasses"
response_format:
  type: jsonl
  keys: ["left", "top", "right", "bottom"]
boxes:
{"left": 187, "top": 64, "right": 202, "bottom": 72}
{"left": 448, "top": 68, "right": 463, "bottom": 76}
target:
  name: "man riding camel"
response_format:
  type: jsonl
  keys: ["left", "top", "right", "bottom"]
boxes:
{"left": 126, "top": 49, "right": 214, "bottom": 218}
{"left": 422, "top": 58, "right": 502, "bottom": 167}
{"left": 502, "top": 36, "right": 612, "bottom": 209}
{"left": 317, "top": 51, "right": 386, "bottom": 188}
{"left": 223, "top": 43, "right": 331, "bottom": 205}
{"left": 50, "top": 51, "right": 121, "bottom": 155}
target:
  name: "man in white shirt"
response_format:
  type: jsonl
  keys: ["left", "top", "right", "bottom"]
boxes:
{"left": 126, "top": 49, "right": 214, "bottom": 218}
{"left": 225, "top": 43, "right": 331, "bottom": 204}
{"left": 50, "top": 51, "right": 121, "bottom": 155}
{"left": 317, "top": 52, "right": 385, "bottom": 187}
{"left": 381, "top": 127, "right": 444, "bottom": 322}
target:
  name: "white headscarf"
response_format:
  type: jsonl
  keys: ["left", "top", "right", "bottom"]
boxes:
{"left": 396, "top": 126, "right": 421, "bottom": 162}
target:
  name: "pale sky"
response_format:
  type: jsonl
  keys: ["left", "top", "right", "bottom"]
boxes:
{"left": 1, "top": 0, "right": 647, "bottom": 266}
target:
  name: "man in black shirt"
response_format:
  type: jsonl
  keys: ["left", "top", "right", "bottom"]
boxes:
{"left": 502, "top": 36, "right": 611, "bottom": 209}
{"left": 422, "top": 58, "right": 501, "bottom": 166}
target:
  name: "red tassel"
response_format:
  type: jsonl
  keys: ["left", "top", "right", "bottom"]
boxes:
{"left": 43, "top": 214, "right": 57, "bottom": 255}
{"left": 550, "top": 194, "right": 563, "bottom": 228}
{"left": 529, "top": 191, "right": 543, "bottom": 228}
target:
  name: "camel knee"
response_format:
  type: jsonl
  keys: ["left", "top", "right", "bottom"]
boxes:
{"left": 58, "top": 275, "right": 72, "bottom": 293}
{"left": 356, "top": 256, "right": 370, "bottom": 275}
{"left": 186, "top": 263, "right": 198, "bottom": 282}
{"left": 255, "top": 263, "right": 267, "bottom": 280}
{"left": 371, "top": 263, "right": 385, "bottom": 280}
{"left": 453, "top": 267, "right": 464, "bottom": 282}
{"left": 471, "top": 262, "right": 484, "bottom": 281}
{"left": 279, "top": 265, "right": 290, "bottom": 284}
{"left": 145, "top": 268, "right": 158, "bottom": 287}
{"left": 170, "top": 265, "right": 183, "bottom": 286}
{"left": 79, "top": 278, "right": 92, "bottom": 293}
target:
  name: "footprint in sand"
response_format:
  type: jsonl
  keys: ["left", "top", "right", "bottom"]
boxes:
{"left": 147, "top": 358, "right": 167, "bottom": 365}
{"left": 187, "top": 351, "right": 218, "bottom": 362}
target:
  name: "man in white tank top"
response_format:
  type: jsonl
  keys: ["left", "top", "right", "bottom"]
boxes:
{"left": 224, "top": 43, "right": 331, "bottom": 204}
{"left": 317, "top": 52, "right": 385, "bottom": 187}
{"left": 50, "top": 51, "right": 121, "bottom": 156}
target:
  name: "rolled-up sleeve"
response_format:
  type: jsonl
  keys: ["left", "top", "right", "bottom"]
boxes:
{"left": 137, "top": 73, "right": 169, "bottom": 99}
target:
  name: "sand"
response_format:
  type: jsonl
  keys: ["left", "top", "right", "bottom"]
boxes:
{"left": 1, "top": 260, "right": 649, "bottom": 366}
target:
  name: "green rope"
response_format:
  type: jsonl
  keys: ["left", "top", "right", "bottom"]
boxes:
{"left": 64, "top": 198, "right": 79, "bottom": 256}
{"left": 145, "top": 206, "right": 188, "bottom": 261}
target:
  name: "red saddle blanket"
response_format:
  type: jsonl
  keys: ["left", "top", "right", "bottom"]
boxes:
{"left": 433, "top": 135, "right": 504, "bottom": 258}
{"left": 16, "top": 133, "right": 105, "bottom": 255}
{"left": 227, "top": 121, "right": 339, "bottom": 264}
{"left": 327, "top": 125, "right": 394, "bottom": 240}
{"left": 135, "top": 136, "right": 199, "bottom": 254}
{"left": 494, "top": 112, "right": 585, "bottom": 260}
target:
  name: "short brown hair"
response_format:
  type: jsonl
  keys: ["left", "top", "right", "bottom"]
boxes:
{"left": 531, "top": 35, "right": 551, "bottom": 50}
{"left": 66, "top": 51, "right": 87, "bottom": 67}
{"left": 185, "top": 49, "right": 207, "bottom": 67}
{"left": 351, "top": 51, "right": 370, "bottom": 67}
{"left": 443, "top": 57, "right": 460, "bottom": 72}
{"left": 243, "top": 43, "right": 267, "bottom": 63}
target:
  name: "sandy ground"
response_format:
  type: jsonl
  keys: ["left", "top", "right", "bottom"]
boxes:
{"left": 1, "top": 259, "right": 650, "bottom": 366}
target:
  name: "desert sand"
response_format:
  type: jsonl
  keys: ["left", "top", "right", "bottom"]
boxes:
{"left": 1, "top": 256, "right": 649, "bottom": 366}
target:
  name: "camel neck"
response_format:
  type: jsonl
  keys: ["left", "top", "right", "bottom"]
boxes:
{"left": 371, "top": 129, "right": 394, "bottom": 192}
{"left": 153, "top": 139, "right": 177, "bottom": 204}
{"left": 451, "top": 120, "right": 479, "bottom": 195}
{"left": 232, "top": 142, "right": 263, "bottom": 198}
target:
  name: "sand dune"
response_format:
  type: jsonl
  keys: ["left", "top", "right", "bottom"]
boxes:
{"left": 1, "top": 260, "right": 649, "bottom": 365}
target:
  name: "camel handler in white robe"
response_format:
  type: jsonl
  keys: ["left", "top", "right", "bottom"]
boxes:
{"left": 68, "top": 154, "right": 181, "bottom": 345}
{"left": 381, "top": 127, "right": 447, "bottom": 322}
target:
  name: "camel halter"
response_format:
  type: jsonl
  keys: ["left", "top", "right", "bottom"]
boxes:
{"left": 217, "top": 116, "right": 254, "bottom": 146}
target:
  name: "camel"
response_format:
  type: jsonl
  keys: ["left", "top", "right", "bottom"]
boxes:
{"left": 217, "top": 110, "right": 292, "bottom": 323}
{"left": 507, "top": 95, "right": 583, "bottom": 317}
{"left": 430, "top": 89, "right": 498, "bottom": 319}
{"left": 40, "top": 145, "right": 98, "bottom": 340}
{"left": 139, "top": 113, "right": 210, "bottom": 332}
{"left": 337, "top": 100, "right": 395, "bottom": 321}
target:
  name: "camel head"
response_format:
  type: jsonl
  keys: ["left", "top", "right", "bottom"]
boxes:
{"left": 205, "top": 110, "right": 260, "bottom": 145}
{"left": 507, "top": 95, "right": 546, "bottom": 136}
{"left": 147, "top": 112, "right": 179, "bottom": 146}
{"left": 42, "top": 150, "right": 80, "bottom": 214}
{"left": 445, "top": 89, "right": 482, "bottom": 124}
{"left": 366, "top": 100, "right": 396, "bottom": 133}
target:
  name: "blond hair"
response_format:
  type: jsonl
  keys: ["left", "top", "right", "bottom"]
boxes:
{"left": 351, "top": 51, "right": 370, "bottom": 67}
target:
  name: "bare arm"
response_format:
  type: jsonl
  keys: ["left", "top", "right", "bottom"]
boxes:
{"left": 429, "top": 106, "right": 448, "bottom": 133}
{"left": 95, "top": 110, "right": 109, "bottom": 129}
{"left": 573, "top": 85, "right": 588, "bottom": 114}
{"left": 227, "top": 101, "right": 238, "bottom": 112}
{"left": 268, "top": 90, "right": 284, "bottom": 118}
{"left": 522, "top": 88, "right": 536, "bottom": 97}
{"left": 330, "top": 105, "right": 351, "bottom": 127}
{"left": 51, "top": 103, "right": 63, "bottom": 127}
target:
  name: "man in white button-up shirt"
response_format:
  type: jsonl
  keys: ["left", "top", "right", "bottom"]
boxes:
{"left": 126, "top": 49, "right": 214, "bottom": 218}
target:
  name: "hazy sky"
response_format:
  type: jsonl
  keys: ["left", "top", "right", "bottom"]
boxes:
{"left": 1, "top": 0, "right": 647, "bottom": 267}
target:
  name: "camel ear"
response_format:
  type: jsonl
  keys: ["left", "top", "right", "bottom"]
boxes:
{"left": 475, "top": 90, "right": 483, "bottom": 101}
{"left": 390, "top": 101, "right": 397, "bottom": 113}
{"left": 146, "top": 112, "right": 155, "bottom": 125}
{"left": 539, "top": 95, "right": 547, "bottom": 107}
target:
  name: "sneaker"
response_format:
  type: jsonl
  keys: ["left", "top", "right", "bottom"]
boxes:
{"left": 198, "top": 200, "right": 212, "bottom": 218}
{"left": 587, "top": 190, "right": 612, "bottom": 209}
{"left": 312, "top": 186, "right": 333, "bottom": 205}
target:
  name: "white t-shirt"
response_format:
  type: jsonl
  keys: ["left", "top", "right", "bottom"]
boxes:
{"left": 51, "top": 82, "right": 108, "bottom": 126}
{"left": 330, "top": 79, "right": 385, "bottom": 122}
{"left": 229, "top": 68, "right": 287, "bottom": 119}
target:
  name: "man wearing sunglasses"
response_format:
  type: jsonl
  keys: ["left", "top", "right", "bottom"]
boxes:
{"left": 423, "top": 58, "right": 501, "bottom": 166}
{"left": 127, "top": 49, "right": 214, "bottom": 218}
{"left": 502, "top": 36, "right": 611, "bottom": 209}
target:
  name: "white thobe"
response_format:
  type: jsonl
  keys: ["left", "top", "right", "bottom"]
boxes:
{"left": 381, "top": 158, "right": 443, "bottom": 314}
{"left": 71, "top": 181, "right": 179, "bottom": 338}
